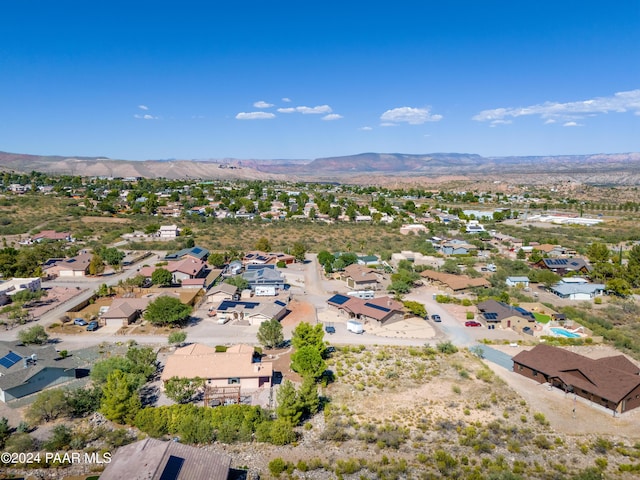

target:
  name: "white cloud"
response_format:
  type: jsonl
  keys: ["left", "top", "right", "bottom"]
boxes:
{"left": 359, "top": 126, "right": 373, "bottom": 131}
{"left": 544, "top": 119, "right": 556, "bottom": 124}
{"left": 134, "top": 114, "right": 159, "bottom": 120}
{"left": 563, "top": 121, "right": 583, "bottom": 127}
{"left": 380, "top": 106, "right": 443, "bottom": 125}
{"left": 473, "top": 89, "right": 640, "bottom": 124}
{"left": 282, "top": 97, "right": 292, "bottom": 103}
{"left": 277, "top": 105, "right": 333, "bottom": 115}
{"left": 297, "top": 105, "right": 333, "bottom": 114}
{"left": 253, "top": 100, "right": 274, "bottom": 109}
{"left": 235, "top": 111, "right": 276, "bottom": 120}
{"left": 380, "top": 122, "right": 397, "bottom": 127}
{"left": 138, "top": 105, "right": 149, "bottom": 110}
{"left": 322, "top": 114, "right": 343, "bottom": 121}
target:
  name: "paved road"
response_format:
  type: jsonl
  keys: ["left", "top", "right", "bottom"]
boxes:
{"left": 4, "top": 252, "right": 163, "bottom": 342}
{"left": 5, "top": 249, "right": 512, "bottom": 353}
{"left": 473, "top": 344, "right": 515, "bottom": 370}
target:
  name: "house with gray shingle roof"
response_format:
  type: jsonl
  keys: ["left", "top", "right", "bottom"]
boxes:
{"left": 0, "top": 341, "right": 79, "bottom": 403}
{"left": 100, "top": 438, "right": 231, "bottom": 480}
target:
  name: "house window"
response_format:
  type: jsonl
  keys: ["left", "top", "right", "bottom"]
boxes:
{"left": 518, "top": 365, "right": 523, "bottom": 371}
{"left": 532, "top": 370, "right": 538, "bottom": 377}
{"left": 228, "top": 377, "right": 240, "bottom": 385}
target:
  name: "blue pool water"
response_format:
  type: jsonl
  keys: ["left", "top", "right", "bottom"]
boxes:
{"left": 551, "top": 327, "right": 581, "bottom": 338}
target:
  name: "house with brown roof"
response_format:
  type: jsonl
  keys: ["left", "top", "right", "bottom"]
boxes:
{"left": 477, "top": 299, "right": 536, "bottom": 332}
{"left": 327, "top": 294, "right": 404, "bottom": 325}
{"left": 206, "top": 283, "right": 238, "bottom": 304}
{"left": 44, "top": 252, "right": 93, "bottom": 278}
{"left": 243, "top": 250, "right": 296, "bottom": 265}
{"left": 100, "top": 438, "right": 231, "bottom": 480}
{"left": 534, "top": 257, "right": 591, "bottom": 275}
{"left": 101, "top": 297, "right": 153, "bottom": 327}
{"left": 161, "top": 343, "right": 272, "bottom": 389}
{"left": 32, "top": 230, "right": 72, "bottom": 243}
{"left": 512, "top": 344, "right": 640, "bottom": 414}
{"left": 342, "top": 264, "right": 382, "bottom": 291}
{"left": 420, "top": 270, "right": 490, "bottom": 292}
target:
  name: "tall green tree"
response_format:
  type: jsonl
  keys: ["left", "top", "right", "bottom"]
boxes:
{"left": 586, "top": 243, "right": 610, "bottom": 264}
{"left": 254, "top": 237, "right": 272, "bottom": 252}
{"left": 290, "top": 346, "right": 326, "bottom": 381}
{"left": 100, "top": 370, "right": 141, "bottom": 424}
{"left": 144, "top": 296, "right": 192, "bottom": 326}
{"left": 257, "top": 318, "right": 284, "bottom": 349}
{"left": 164, "top": 377, "right": 205, "bottom": 404}
{"left": 26, "top": 389, "right": 69, "bottom": 424}
{"left": 151, "top": 267, "right": 173, "bottom": 286}
{"left": 276, "top": 380, "right": 303, "bottom": 425}
{"left": 89, "top": 254, "right": 105, "bottom": 275}
{"left": 291, "top": 242, "right": 307, "bottom": 263}
{"left": 291, "top": 322, "right": 325, "bottom": 355}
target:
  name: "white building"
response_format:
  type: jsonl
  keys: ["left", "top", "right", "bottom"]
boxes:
{"left": 159, "top": 225, "right": 179, "bottom": 239}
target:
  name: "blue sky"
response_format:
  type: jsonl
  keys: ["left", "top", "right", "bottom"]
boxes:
{"left": 1, "top": 1, "right": 638, "bottom": 161}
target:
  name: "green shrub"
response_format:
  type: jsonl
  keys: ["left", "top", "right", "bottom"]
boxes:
{"left": 533, "top": 412, "right": 549, "bottom": 426}
{"left": 268, "top": 457, "right": 288, "bottom": 477}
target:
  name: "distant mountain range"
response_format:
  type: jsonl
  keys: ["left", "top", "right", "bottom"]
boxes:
{"left": 2, "top": 151, "right": 640, "bottom": 185}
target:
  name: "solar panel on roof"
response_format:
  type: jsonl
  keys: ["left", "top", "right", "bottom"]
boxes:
{"left": 159, "top": 455, "right": 184, "bottom": 480}
{"left": 0, "top": 351, "right": 22, "bottom": 369}
{"left": 364, "top": 302, "right": 391, "bottom": 313}
{"left": 328, "top": 294, "right": 350, "bottom": 305}
{"left": 0, "top": 358, "right": 13, "bottom": 368}
{"left": 484, "top": 312, "right": 498, "bottom": 320}
{"left": 192, "top": 247, "right": 202, "bottom": 253}
{"left": 6, "top": 352, "right": 21, "bottom": 363}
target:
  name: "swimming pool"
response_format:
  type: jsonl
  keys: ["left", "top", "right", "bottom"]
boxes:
{"left": 551, "top": 327, "right": 581, "bottom": 338}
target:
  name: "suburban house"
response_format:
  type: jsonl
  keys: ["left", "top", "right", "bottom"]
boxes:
{"left": 399, "top": 224, "right": 428, "bottom": 235}
{"left": 44, "top": 252, "right": 93, "bottom": 278}
{"left": 357, "top": 255, "right": 380, "bottom": 266}
{"left": 161, "top": 343, "right": 272, "bottom": 389}
{"left": 512, "top": 344, "right": 640, "bottom": 414}
{"left": 465, "top": 221, "right": 486, "bottom": 234}
{"left": 439, "top": 239, "right": 477, "bottom": 256}
{"left": 205, "top": 283, "right": 239, "bottom": 304}
{"left": 549, "top": 279, "right": 605, "bottom": 300}
{"left": 101, "top": 297, "right": 153, "bottom": 327}
{"left": 209, "top": 299, "right": 287, "bottom": 325}
{"left": 0, "top": 277, "right": 42, "bottom": 305}
{"left": 535, "top": 257, "right": 591, "bottom": 275}
{"left": 327, "top": 294, "right": 404, "bottom": 326}
{"left": 100, "top": 438, "right": 231, "bottom": 480}
{"left": 167, "top": 257, "right": 207, "bottom": 283}
{"left": 158, "top": 224, "right": 179, "bottom": 239}
{"left": 0, "top": 341, "right": 79, "bottom": 403}
{"left": 477, "top": 299, "right": 536, "bottom": 332}
{"left": 31, "top": 230, "right": 72, "bottom": 243}
{"left": 243, "top": 251, "right": 296, "bottom": 265}
{"left": 139, "top": 257, "right": 207, "bottom": 284}
{"left": 242, "top": 267, "right": 286, "bottom": 295}
{"left": 506, "top": 276, "right": 530, "bottom": 288}
{"left": 164, "top": 246, "right": 210, "bottom": 262}
{"left": 342, "top": 264, "right": 382, "bottom": 291}
{"left": 420, "top": 270, "right": 490, "bottom": 292}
